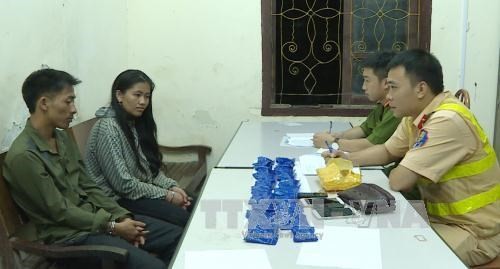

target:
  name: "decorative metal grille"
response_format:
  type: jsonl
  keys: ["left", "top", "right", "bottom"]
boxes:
{"left": 272, "top": 0, "right": 419, "bottom": 105}
{"left": 350, "top": 0, "right": 418, "bottom": 96}
{"left": 274, "top": 0, "right": 343, "bottom": 105}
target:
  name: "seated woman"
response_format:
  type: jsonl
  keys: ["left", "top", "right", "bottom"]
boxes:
{"left": 85, "top": 69, "right": 193, "bottom": 228}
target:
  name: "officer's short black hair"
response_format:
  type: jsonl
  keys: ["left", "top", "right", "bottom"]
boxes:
{"left": 387, "top": 49, "right": 444, "bottom": 95}
{"left": 362, "top": 51, "right": 396, "bottom": 81}
{"left": 22, "top": 68, "right": 81, "bottom": 113}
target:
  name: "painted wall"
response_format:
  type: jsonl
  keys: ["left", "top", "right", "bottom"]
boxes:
{"left": 1, "top": 0, "right": 498, "bottom": 170}
{"left": 431, "top": 0, "right": 499, "bottom": 141}
{"left": 0, "top": 0, "right": 128, "bottom": 151}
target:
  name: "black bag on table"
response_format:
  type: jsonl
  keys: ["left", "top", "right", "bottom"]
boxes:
{"left": 337, "top": 183, "right": 396, "bottom": 214}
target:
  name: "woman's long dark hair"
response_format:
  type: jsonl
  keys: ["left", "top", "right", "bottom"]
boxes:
{"left": 110, "top": 69, "right": 162, "bottom": 177}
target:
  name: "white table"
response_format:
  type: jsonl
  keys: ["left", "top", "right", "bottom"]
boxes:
{"left": 170, "top": 168, "right": 466, "bottom": 269}
{"left": 216, "top": 121, "right": 352, "bottom": 168}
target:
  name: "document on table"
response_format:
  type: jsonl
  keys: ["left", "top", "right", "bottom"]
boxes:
{"left": 298, "top": 154, "right": 326, "bottom": 175}
{"left": 316, "top": 148, "right": 329, "bottom": 154}
{"left": 185, "top": 249, "right": 272, "bottom": 269}
{"left": 296, "top": 226, "right": 382, "bottom": 269}
{"left": 294, "top": 165, "right": 312, "bottom": 192}
{"left": 280, "top": 133, "right": 314, "bottom": 147}
{"left": 280, "top": 122, "right": 303, "bottom": 126}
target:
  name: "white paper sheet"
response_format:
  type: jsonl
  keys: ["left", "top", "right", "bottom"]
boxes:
{"left": 286, "top": 133, "right": 315, "bottom": 138}
{"left": 280, "top": 122, "right": 303, "bottom": 126}
{"left": 316, "top": 148, "right": 329, "bottom": 154}
{"left": 281, "top": 133, "right": 314, "bottom": 147}
{"left": 185, "top": 249, "right": 272, "bottom": 269}
{"left": 288, "top": 139, "right": 314, "bottom": 147}
{"left": 294, "top": 164, "right": 312, "bottom": 192}
{"left": 296, "top": 226, "right": 382, "bottom": 269}
{"left": 298, "top": 154, "right": 326, "bottom": 175}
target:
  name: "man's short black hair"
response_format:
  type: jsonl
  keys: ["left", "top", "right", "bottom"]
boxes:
{"left": 363, "top": 51, "right": 396, "bottom": 80}
{"left": 22, "top": 68, "right": 81, "bottom": 113}
{"left": 387, "top": 49, "right": 444, "bottom": 95}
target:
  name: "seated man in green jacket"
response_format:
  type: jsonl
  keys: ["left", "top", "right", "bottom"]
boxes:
{"left": 313, "top": 51, "right": 400, "bottom": 152}
{"left": 2, "top": 68, "right": 182, "bottom": 269}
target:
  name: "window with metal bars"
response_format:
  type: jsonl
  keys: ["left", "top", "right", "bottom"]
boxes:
{"left": 261, "top": 0, "right": 432, "bottom": 116}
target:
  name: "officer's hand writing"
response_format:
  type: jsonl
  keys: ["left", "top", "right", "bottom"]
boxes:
{"left": 321, "top": 150, "right": 350, "bottom": 163}
{"left": 313, "top": 132, "right": 335, "bottom": 148}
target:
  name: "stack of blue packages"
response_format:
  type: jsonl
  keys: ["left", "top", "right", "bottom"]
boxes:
{"left": 292, "top": 213, "right": 318, "bottom": 242}
{"left": 245, "top": 204, "right": 279, "bottom": 245}
{"left": 245, "top": 157, "right": 279, "bottom": 244}
{"left": 245, "top": 156, "right": 317, "bottom": 245}
{"left": 273, "top": 157, "right": 300, "bottom": 231}
{"left": 253, "top": 157, "right": 274, "bottom": 172}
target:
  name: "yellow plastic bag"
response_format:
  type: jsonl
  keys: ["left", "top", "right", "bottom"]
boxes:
{"left": 316, "top": 158, "right": 361, "bottom": 191}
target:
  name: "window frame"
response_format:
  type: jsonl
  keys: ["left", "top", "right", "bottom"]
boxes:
{"left": 261, "top": 0, "right": 432, "bottom": 116}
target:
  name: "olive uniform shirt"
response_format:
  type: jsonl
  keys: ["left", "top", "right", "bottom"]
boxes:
{"left": 359, "top": 102, "right": 401, "bottom": 145}
{"left": 2, "top": 120, "right": 130, "bottom": 244}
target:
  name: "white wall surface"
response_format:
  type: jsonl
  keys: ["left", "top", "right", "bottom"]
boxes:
{"left": 1, "top": 0, "right": 498, "bottom": 169}
{"left": 431, "top": 0, "right": 500, "bottom": 141}
{"left": 0, "top": 0, "right": 129, "bottom": 151}
{"left": 462, "top": 0, "right": 499, "bottom": 141}
{"left": 0, "top": 0, "right": 67, "bottom": 151}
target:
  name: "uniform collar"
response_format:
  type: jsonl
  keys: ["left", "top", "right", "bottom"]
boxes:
{"left": 412, "top": 91, "right": 453, "bottom": 128}
{"left": 24, "top": 119, "right": 66, "bottom": 155}
{"left": 382, "top": 98, "right": 390, "bottom": 107}
{"left": 376, "top": 97, "right": 390, "bottom": 107}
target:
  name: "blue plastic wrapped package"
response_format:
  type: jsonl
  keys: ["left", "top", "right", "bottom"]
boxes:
{"left": 244, "top": 227, "right": 279, "bottom": 245}
{"left": 274, "top": 166, "right": 294, "bottom": 177}
{"left": 250, "top": 184, "right": 273, "bottom": 201}
{"left": 291, "top": 213, "right": 318, "bottom": 242}
{"left": 253, "top": 167, "right": 274, "bottom": 178}
{"left": 245, "top": 209, "right": 279, "bottom": 245}
{"left": 252, "top": 200, "right": 276, "bottom": 219}
{"left": 274, "top": 180, "right": 299, "bottom": 200}
{"left": 273, "top": 187, "right": 296, "bottom": 199}
{"left": 292, "top": 230, "right": 318, "bottom": 242}
{"left": 272, "top": 199, "right": 298, "bottom": 230}
{"left": 292, "top": 223, "right": 318, "bottom": 242}
{"left": 276, "top": 157, "right": 295, "bottom": 167}
{"left": 253, "top": 157, "right": 274, "bottom": 168}
{"left": 274, "top": 171, "right": 293, "bottom": 182}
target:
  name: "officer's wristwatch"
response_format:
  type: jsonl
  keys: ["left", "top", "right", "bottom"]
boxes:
{"left": 332, "top": 137, "right": 340, "bottom": 150}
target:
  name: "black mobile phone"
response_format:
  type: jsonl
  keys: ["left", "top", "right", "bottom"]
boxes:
{"left": 304, "top": 197, "right": 338, "bottom": 205}
{"left": 308, "top": 198, "right": 355, "bottom": 218}
{"left": 297, "top": 192, "right": 328, "bottom": 199}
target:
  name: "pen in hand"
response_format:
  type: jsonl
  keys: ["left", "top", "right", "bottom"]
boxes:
{"left": 325, "top": 140, "right": 334, "bottom": 153}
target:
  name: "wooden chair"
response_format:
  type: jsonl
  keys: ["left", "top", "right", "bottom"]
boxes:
{"left": 159, "top": 144, "right": 212, "bottom": 195}
{"left": 68, "top": 118, "right": 98, "bottom": 157}
{"left": 67, "top": 118, "right": 212, "bottom": 196}
{"left": 455, "top": 89, "right": 470, "bottom": 108}
{"left": 0, "top": 153, "right": 128, "bottom": 269}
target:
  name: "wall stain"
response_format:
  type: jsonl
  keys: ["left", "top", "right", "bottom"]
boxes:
{"left": 192, "top": 110, "right": 217, "bottom": 126}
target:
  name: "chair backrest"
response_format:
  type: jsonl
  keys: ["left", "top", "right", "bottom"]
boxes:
{"left": 0, "top": 153, "right": 25, "bottom": 238}
{"left": 67, "top": 118, "right": 98, "bottom": 157}
{"left": 0, "top": 152, "right": 26, "bottom": 268}
{"left": 455, "top": 89, "right": 470, "bottom": 108}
